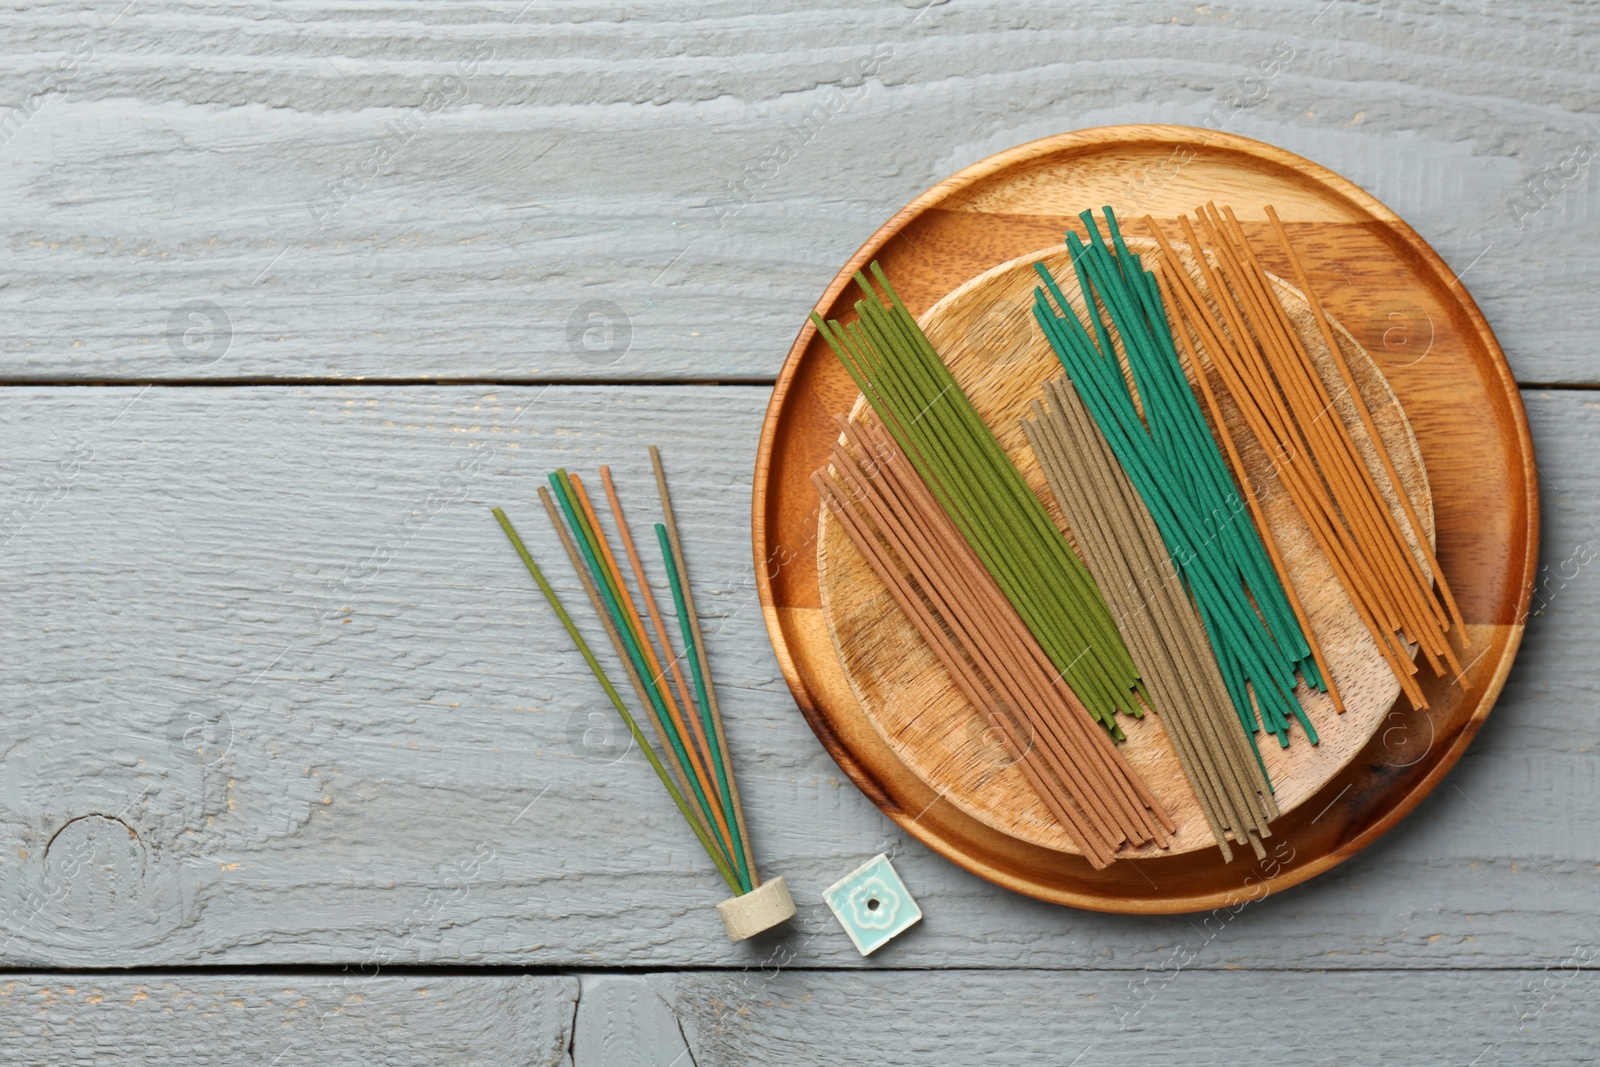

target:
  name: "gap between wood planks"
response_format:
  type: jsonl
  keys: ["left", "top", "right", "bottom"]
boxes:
{"left": 0, "top": 964, "right": 1590, "bottom": 977}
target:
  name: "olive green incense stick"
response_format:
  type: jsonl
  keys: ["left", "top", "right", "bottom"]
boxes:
{"left": 809, "top": 265, "right": 1144, "bottom": 736}
{"left": 496, "top": 454, "right": 791, "bottom": 940}
{"left": 536, "top": 484, "right": 736, "bottom": 873}
{"left": 492, "top": 506, "right": 741, "bottom": 894}
{"left": 546, "top": 471, "right": 740, "bottom": 881}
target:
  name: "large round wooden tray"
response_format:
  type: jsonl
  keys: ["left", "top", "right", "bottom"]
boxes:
{"left": 752, "top": 126, "right": 1537, "bottom": 913}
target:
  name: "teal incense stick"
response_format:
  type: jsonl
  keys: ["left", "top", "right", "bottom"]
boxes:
{"left": 544, "top": 472, "right": 735, "bottom": 878}
{"left": 657, "top": 521, "right": 750, "bottom": 893}
{"left": 492, "top": 507, "right": 741, "bottom": 894}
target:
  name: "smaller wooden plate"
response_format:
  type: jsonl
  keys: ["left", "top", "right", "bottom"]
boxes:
{"left": 818, "top": 239, "right": 1431, "bottom": 859}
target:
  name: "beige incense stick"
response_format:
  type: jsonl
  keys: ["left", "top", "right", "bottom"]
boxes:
{"left": 536, "top": 485, "right": 726, "bottom": 857}
{"left": 650, "top": 446, "right": 760, "bottom": 887}
{"left": 567, "top": 474, "right": 738, "bottom": 862}
{"left": 1024, "top": 377, "right": 1275, "bottom": 861}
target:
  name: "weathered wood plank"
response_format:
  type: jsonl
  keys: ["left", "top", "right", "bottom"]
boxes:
{"left": 649, "top": 968, "right": 1598, "bottom": 1066}
{"left": 572, "top": 974, "right": 693, "bottom": 1067}
{"left": 0, "top": 1, "right": 1593, "bottom": 381}
{"left": 0, "top": 384, "right": 1588, "bottom": 970}
{"left": 0, "top": 974, "right": 578, "bottom": 1065}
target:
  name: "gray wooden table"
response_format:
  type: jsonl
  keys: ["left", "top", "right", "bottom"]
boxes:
{"left": 0, "top": 1, "right": 1594, "bottom": 1063}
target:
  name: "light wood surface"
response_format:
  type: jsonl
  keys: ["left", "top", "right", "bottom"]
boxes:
{"left": 0, "top": 974, "right": 578, "bottom": 1065}
{"left": 818, "top": 239, "right": 1429, "bottom": 858}
{"left": 756, "top": 126, "right": 1537, "bottom": 910}
{"left": 0, "top": 1, "right": 1596, "bottom": 1063}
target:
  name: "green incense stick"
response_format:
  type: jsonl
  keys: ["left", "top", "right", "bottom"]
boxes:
{"left": 492, "top": 507, "right": 741, "bottom": 893}
{"left": 656, "top": 521, "right": 750, "bottom": 893}
{"left": 810, "top": 265, "right": 1143, "bottom": 735}
{"left": 545, "top": 471, "right": 732, "bottom": 865}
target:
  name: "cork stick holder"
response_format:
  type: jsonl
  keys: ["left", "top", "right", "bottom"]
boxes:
{"left": 716, "top": 876, "right": 796, "bottom": 942}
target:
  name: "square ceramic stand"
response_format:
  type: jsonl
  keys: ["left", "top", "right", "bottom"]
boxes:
{"left": 823, "top": 854, "right": 922, "bottom": 956}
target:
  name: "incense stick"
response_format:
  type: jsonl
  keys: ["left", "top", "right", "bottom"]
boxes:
{"left": 496, "top": 455, "right": 790, "bottom": 938}
{"left": 818, "top": 416, "right": 1173, "bottom": 866}
{"left": 566, "top": 472, "right": 740, "bottom": 867}
{"left": 1148, "top": 205, "right": 1465, "bottom": 706}
{"left": 492, "top": 507, "right": 741, "bottom": 893}
{"left": 1023, "top": 378, "right": 1275, "bottom": 860}
{"left": 546, "top": 471, "right": 737, "bottom": 874}
{"left": 1262, "top": 204, "right": 1467, "bottom": 642}
{"left": 810, "top": 265, "right": 1145, "bottom": 736}
{"left": 652, "top": 446, "right": 761, "bottom": 888}
{"left": 532, "top": 485, "right": 718, "bottom": 852}
{"left": 598, "top": 466, "right": 713, "bottom": 768}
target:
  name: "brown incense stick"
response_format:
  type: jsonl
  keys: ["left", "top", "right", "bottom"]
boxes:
{"left": 536, "top": 485, "right": 727, "bottom": 857}
{"left": 827, "top": 419, "right": 1173, "bottom": 854}
{"left": 1155, "top": 267, "right": 1345, "bottom": 715}
{"left": 567, "top": 473, "right": 738, "bottom": 861}
{"left": 1262, "top": 204, "right": 1468, "bottom": 642}
{"left": 1153, "top": 220, "right": 1427, "bottom": 703}
{"left": 650, "top": 446, "right": 761, "bottom": 887}
{"left": 818, "top": 418, "right": 1173, "bottom": 865}
{"left": 841, "top": 416, "right": 1174, "bottom": 844}
{"left": 1150, "top": 206, "right": 1465, "bottom": 707}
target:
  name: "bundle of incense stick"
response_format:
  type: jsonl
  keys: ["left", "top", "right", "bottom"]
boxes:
{"left": 1022, "top": 377, "right": 1274, "bottom": 861}
{"left": 815, "top": 415, "right": 1173, "bottom": 867}
{"left": 810, "top": 264, "right": 1146, "bottom": 738}
{"left": 1147, "top": 204, "right": 1468, "bottom": 708}
{"left": 494, "top": 450, "right": 791, "bottom": 939}
{"left": 1032, "top": 209, "right": 1327, "bottom": 756}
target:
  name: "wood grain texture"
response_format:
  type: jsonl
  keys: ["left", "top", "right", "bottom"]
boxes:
{"left": 0, "top": 973, "right": 578, "bottom": 1065}
{"left": 649, "top": 968, "right": 1599, "bottom": 1066}
{"left": 0, "top": 1, "right": 1592, "bottom": 382}
{"left": 573, "top": 974, "right": 693, "bottom": 1067}
{"left": 0, "top": 384, "right": 1588, "bottom": 970}
{"left": 0, "top": 1, "right": 1596, "bottom": 1056}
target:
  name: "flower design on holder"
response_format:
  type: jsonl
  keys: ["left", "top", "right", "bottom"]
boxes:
{"left": 845, "top": 876, "right": 900, "bottom": 930}
{"left": 823, "top": 853, "right": 923, "bottom": 956}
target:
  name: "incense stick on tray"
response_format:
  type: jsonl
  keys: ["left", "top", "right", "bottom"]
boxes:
{"left": 816, "top": 416, "right": 1174, "bottom": 867}
{"left": 1023, "top": 378, "right": 1275, "bottom": 861}
{"left": 1149, "top": 205, "right": 1467, "bottom": 708}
